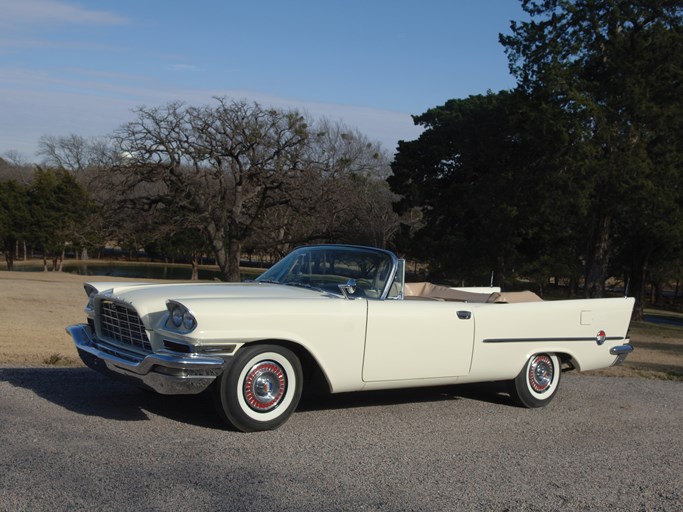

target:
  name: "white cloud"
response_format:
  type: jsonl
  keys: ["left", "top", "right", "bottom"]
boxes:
{"left": 0, "top": 75, "right": 422, "bottom": 160}
{"left": 2, "top": 0, "right": 128, "bottom": 26}
{"left": 168, "top": 64, "right": 198, "bottom": 72}
{"left": 0, "top": 36, "right": 123, "bottom": 55}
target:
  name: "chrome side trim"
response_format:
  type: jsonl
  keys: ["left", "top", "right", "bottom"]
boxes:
{"left": 483, "top": 336, "right": 624, "bottom": 344}
{"left": 66, "top": 324, "right": 226, "bottom": 395}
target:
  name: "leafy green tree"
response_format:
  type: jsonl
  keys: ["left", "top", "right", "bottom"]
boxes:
{"left": 29, "top": 168, "right": 94, "bottom": 270}
{"left": 389, "top": 90, "right": 578, "bottom": 286}
{"left": 501, "top": 0, "right": 683, "bottom": 315}
{"left": 0, "top": 180, "right": 30, "bottom": 270}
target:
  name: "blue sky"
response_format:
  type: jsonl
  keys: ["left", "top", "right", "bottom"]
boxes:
{"left": 1, "top": 0, "right": 527, "bottom": 160}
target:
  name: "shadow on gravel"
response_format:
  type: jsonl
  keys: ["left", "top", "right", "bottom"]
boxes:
{"left": 0, "top": 367, "right": 224, "bottom": 429}
{"left": 298, "top": 381, "right": 515, "bottom": 412}
{"left": 0, "top": 367, "right": 517, "bottom": 429}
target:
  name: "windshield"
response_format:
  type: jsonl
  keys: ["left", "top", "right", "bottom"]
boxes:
{"left": 256, "top": 246, "right": 397, "bottom": 299}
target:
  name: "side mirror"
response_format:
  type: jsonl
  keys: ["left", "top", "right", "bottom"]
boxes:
{"left": 338, "top": 278, "right": 357, "bottom": 299}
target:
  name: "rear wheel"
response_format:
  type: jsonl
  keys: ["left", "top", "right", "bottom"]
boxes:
{"left": 512, "top": 353, "right": 561, "bottom": 408}
{"left": 213, "top": 344, "right": 303, "bottom": 432}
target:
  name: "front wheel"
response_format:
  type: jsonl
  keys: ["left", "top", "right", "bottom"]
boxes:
{"left": 213, "top": 344, "right": 303, "bottom": 432}
{"left": 511, "top": 353, "right": 561, "bottom": 408}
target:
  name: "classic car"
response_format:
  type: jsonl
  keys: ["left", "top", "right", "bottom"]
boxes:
{"left": 66, "top": 244, "right": 634, "bottom": 432}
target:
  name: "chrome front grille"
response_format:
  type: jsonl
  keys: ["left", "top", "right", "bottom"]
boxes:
{"left": 99, "top": 299, "right": 151, "bottom": 352}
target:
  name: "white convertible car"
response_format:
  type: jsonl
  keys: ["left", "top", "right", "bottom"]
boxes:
{"left": 67, "top": 244, "right": 634, "bottom": 432}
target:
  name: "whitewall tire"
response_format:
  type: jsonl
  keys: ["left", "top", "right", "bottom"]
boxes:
{"left": 512, "top": 353, "right": 561, "bottom": 408}
{"left": 214, "top": 344, "right": 303, "bottom": 432}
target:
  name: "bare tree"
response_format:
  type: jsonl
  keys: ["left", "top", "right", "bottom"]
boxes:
{"left": 0, "top": 153, "right": 34, "bottom": 184}
{"left": 38, "top": 134, "right": 115, "bottom": 176}
{"left": 2, "top": 150, "right": 28, "bottom": 167}
{"left": 243, "top": 119, "right": 400, "bottom": 253}
{"left": 297, "top": 120, "right": 396, "bottom": 244}
{"left": 111, "top": 98, "right": 308, "bottom": 281}
{"left": 347, "top": 177, "right": 400, "bottom": 248}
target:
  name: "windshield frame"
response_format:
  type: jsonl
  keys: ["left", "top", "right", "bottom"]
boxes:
{"left": 255, "top": 245, "right": 400, "bottom": 300}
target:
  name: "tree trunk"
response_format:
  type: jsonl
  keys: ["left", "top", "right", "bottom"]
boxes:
{"left": 226, "top": 238, "right": 242, "bottom": 282}
{"left": 57, "top": 246, "right": 65, "bottom": 271}
{"left": 584, "top": 215, "right": 611, "bottom": 298}
{"left": 211, "top": 237, "right": 229, "bottom": 280}
{"left": 5, "top": 251, "right": 14, "bottom": 271}
{"left": 191, "top": 252, "right": 199, "bottom": 281}
{"left": 494, "top": 256, "right": 506, "bottom": 290}
{"left": 628, "top": 251, "right": 650, "bottom": 321}
{"left": 205, "top": 222, "right": 230, "bottom": 281}
{"left": 214, "top": 241, "right": 229, "bottom": 280}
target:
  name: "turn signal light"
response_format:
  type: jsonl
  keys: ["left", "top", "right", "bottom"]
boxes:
{"left": 596, "top": 330, "right": 606, "bottom": 345}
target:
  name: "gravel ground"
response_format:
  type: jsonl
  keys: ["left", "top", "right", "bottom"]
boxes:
{"left": 0, "top": 367, "right": 681, "bottom": 511}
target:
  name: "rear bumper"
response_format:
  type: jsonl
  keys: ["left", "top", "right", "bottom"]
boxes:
{"left": 66, "top": 324, "right": 226, "bottom": 395}
{"left": 610, "top": 341, "right": 634, "bottom": 366}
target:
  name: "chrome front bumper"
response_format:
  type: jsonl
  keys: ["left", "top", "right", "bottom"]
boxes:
{"left": 66, "top": 324, "right": 226, "bottom": 395}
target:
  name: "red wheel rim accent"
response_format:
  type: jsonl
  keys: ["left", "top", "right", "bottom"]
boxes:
{"left": 528, "top": 354, "right": 554, "bottom": 393}
{"left": 243, "top": 361, "right": 287, "bottom": 412}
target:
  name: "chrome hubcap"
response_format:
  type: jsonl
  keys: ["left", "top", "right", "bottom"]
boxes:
{"left": 243, "top": 361, "right": 286, "bottom": 412}
{"left": 528, "top": 354, "right": 554, "bottom": 393}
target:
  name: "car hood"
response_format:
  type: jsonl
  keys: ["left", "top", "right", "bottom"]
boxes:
{"left": 91, "top": 281, "right": 332, "bottom": 301}
{"left": 89, "top": 281, "right": 334, "bottom": 320}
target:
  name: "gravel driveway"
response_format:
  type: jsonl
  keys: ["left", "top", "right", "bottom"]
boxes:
{"left": 1, "top": 368, "right": 681, "bottom": 511}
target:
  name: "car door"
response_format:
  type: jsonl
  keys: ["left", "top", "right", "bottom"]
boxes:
{"left": 362, "top": 300, "right": 475, "bottom": 382}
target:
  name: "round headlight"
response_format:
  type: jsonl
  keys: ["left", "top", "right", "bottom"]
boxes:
{"left": 183, "top": 312, "right": 196, "bottom": 330}
{"left": 171, "top": 307, "right": 184, "bottom": 327}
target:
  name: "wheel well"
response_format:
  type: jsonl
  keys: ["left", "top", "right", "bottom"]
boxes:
{"left": 243, "top": 339, "right": 332, "bottom": 394}
{"left": 556, "top": 352, "right": 578, "bottom": 372}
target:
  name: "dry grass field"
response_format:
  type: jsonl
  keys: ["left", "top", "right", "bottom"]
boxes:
{"left": 1, "top": 270, "right": 682, "bottom": 380}
{"left": 0, "top": 271, "right": 142, "bottom": 366}
{"left": 586, "top": 313, "right": 683, "bottom": 380}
